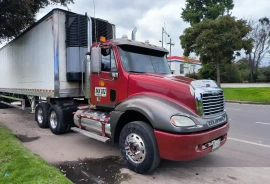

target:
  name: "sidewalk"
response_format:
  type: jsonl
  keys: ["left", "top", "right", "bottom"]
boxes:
{"left": 226, "top": 100, "right": 270, "bottom": 105}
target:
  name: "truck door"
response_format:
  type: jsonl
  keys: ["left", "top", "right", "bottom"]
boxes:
{"left": 90, "top": 47, "right": 119, "bottom": 108}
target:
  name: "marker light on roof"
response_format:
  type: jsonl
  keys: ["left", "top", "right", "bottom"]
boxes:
{"left": 145, "top": 40, "right": 150, "bottom": 44}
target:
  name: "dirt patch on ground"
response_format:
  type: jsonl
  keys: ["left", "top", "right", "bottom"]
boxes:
{"left": 55, "top": 156, "right": 130, "bottom": 184}
{"left": 16, "top": 134, "right": 40, "bottom": 143}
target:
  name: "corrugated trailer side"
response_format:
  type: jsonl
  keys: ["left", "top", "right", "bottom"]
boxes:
{"left": 0, "top": 10, "right": 56, "bottom": 98}
{"left": 0, "top": 8, "right": 116, "bottom": 135}
{"left": 0, "top": 8, "right": 116, "bottom": 101}
{"left": 0, "top": 9, "right": 88, "bottom": 99}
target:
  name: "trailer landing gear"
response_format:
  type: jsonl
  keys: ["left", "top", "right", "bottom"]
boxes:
{"left": 28, "top": 96, "right": 38, "bottom": 113}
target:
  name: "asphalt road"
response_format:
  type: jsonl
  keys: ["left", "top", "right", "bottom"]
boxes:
{"left": 0, "top": 103, "right": 270, "bottom": 184}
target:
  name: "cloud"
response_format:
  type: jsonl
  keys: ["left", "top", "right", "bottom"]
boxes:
{"left": 134, "top": 1, "right": 188, "bottom": 56}
{"left": 1, "top": 0, "right": 270, "bottom": 61}
{"left": 232, "top": 0, "right": 270, "bottom": 20}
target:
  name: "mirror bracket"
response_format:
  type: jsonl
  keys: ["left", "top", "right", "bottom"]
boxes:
{"left": 109, "top": 72, "right": 119, "bottom": 78}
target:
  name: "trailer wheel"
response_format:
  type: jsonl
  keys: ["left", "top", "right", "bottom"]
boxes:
{"left": 48, "top": 105, "right": 66, "bottom": 135}
{"left": 35, "top": 103, "right": 50, "bottom": 128}
{"left": 119, "top": 121, "right": 160, "bottom": 174}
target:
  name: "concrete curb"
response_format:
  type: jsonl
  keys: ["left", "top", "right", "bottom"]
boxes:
{"left": 225, "top": 100, "right": 270, "bottom": 105}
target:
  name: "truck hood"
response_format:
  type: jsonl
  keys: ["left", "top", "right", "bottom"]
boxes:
{"left": 128, "top": 73, "right": 197, "bottom": 113}
{"left": 129, "top": 73, "right": 194, "bottom": 95}
{"left": 150, "top": 73, "right": 194, "bottom": 85}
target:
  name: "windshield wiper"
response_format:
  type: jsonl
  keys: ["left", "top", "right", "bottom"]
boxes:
{"left": 128, "top": 71, "right": 145, "bottom": 73}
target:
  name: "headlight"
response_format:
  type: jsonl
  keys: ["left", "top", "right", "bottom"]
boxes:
{"left": 170, "top": 115, "right": 196, "bottom": 127}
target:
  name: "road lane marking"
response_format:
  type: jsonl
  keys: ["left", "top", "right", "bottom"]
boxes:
{"left": 226, "top": 108, "right": 241, "bottom": 110}
{"left": 228, "top": 137, "right": 270, "bottom": 148}
{"left": 255, "top": 122, "right": 270, "bottom": 125}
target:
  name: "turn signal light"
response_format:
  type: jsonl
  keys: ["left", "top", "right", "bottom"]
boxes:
{"left": 99, "top": 80, "right": 105, "bottom": 86}
{"left": 100, "top": 36, "right": 106, "bottom": 42}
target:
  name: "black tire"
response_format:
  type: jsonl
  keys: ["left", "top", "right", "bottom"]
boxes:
{"left": 35, "top": 103, "right": 50, "bottom": 128}
{"left": 119, "top": 121, "right": 161, "bottom": 174}
{"left": 48, "top": 105, "right": 67, "bottom": 135}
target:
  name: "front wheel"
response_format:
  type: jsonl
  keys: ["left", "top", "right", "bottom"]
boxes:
{"left": 119, "top": 121, "right": 160, "bottom": 174}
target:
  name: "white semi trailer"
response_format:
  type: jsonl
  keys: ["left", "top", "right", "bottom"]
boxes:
{"left": 0, "top": 8, "right": 114, "bottom": 112}
{"left": 0, "top": 8, "right": 115, "bottom": 133}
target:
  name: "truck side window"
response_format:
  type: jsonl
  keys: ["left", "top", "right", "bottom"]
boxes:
{"left": 101, "top": 48, "right": 117, "bottom": 72}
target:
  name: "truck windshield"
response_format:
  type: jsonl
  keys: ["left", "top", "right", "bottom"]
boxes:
{"left": 118, "top": 45, "right": 171, "bottom": 74}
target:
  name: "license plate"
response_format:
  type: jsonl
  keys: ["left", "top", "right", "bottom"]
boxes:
{"left": 212, "top": 139, "right": 221, "bottom": 152}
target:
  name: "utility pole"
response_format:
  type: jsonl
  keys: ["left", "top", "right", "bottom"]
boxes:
{"left": 167, "top": 38, "right": 175, "bottom": 67}
{"left": 160, "top": 27, "right": 170, "bottom": 48}
{"left": 161, "top": 28, "right": 163, "bottom": 48}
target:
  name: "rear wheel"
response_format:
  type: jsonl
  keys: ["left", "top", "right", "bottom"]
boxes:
{"left": 49, "top": 105, "right": 67, "bottom": 135}
{"left": 35, "top": 103, "right": 50, "bottom": 128}
{"left": 119, "top": 121, "right": 160, "bottom": 174}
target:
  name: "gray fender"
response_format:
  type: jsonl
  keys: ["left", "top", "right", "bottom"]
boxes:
{"left": 110, "top": 94, "right": 201, "bottom": 140}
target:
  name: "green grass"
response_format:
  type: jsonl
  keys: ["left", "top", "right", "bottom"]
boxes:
{"left": 0, "top": 126, "right": 71, "bottom": 184}
{"left": 222, "top": 87, "right": 270, "bottom": 103}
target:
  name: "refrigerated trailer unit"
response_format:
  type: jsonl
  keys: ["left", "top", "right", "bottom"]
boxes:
{"left": 0, "top": 9, "right": 114, "bottom": 110}
{"left": 0, "top": 8, "right": 230, "bottom": 174}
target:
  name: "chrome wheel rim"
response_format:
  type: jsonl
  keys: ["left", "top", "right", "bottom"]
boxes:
{"left": 125, "top": 133, "right": 146, "bottom": 163}
{"left": 37, "top": 108, "right": 43, "bottom": 124}
{"left": 50, "top": 111, "right": 57, "bottom": 129}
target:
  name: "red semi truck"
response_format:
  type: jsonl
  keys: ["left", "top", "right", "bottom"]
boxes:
{"left": 0, "top": 9, "right": 229, "bottom": 174}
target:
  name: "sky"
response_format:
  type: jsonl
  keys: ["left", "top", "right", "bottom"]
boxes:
{"left": 1, "top": 0, "right": 270, "bottom": 62}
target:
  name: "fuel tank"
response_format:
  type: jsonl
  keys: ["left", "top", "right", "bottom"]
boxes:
{"left": 73, "top": 109, "right": 111, "bottom": 136}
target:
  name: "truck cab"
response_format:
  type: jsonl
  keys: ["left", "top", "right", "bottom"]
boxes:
{"left": 71, "top": 36, "right": 230, "bottom": 174}
{"left": 90, "top": 37, "right": 172, "bottom": 108}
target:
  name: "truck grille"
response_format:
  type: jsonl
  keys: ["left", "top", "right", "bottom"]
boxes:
{"left": 202, "top": 92, "right": 224, "bottom": 116}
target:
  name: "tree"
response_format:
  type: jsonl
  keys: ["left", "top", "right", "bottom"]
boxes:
{"left": 246, "top": 17, "right": 270, "bottom": 82}
{"left": 259, "top": 66, "right": 270, "bottom": 82}
{"left": 0, "top": 0, "right": 73, "bottom": 43}
{"left": 180, "top": 15, "right": 253, "bottom": 86}
{"left": 235, "top": 58, "right": 250, "bottom": 82}
{"left": 198, "top": 62, "right": 216, "bottom": 80}
{"left": 198, "top": 62, "right": 242, "bottom": 83}
{"left": 181, "top": 0, "right": 234, "bottom": 25}
{"left": 221, "top": 63, "right": 241, "bottom": 83}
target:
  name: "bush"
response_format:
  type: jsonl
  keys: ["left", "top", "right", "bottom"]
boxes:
{"left": 185, "top": 73, "right": 200, "bottom": 79}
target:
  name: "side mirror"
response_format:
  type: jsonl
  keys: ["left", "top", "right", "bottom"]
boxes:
{"left": 91, "top": 47, "right": 101, "bottom": 73}
{"left": 109, "top": 72, "right": 119, "bottom": 78}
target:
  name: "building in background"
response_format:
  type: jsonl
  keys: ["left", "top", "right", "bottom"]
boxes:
{"left": 167, "top": 56, "right": 202, "bottom": 76}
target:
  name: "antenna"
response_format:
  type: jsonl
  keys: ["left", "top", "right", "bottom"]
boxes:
{"left": 164, "top": 22, "right": 168, "bottom": 49}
